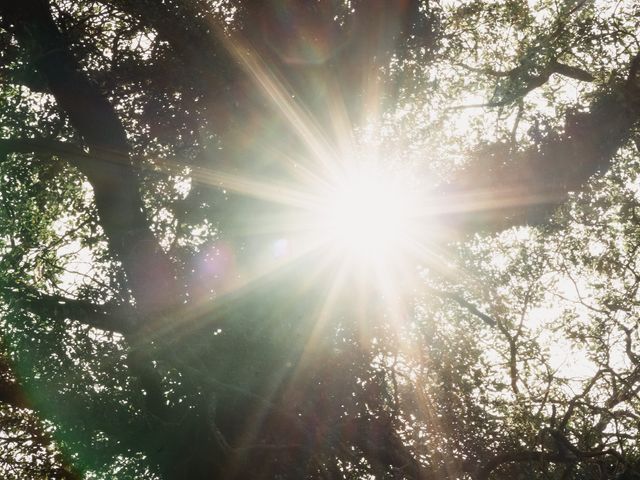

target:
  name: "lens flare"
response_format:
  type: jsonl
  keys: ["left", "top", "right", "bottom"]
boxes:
{"left": 316, "top": 168, "right": 415, "bottom": 263}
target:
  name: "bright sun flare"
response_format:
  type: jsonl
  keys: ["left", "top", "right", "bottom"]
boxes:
{"left": 316, "top": 168, "right": 417, "bottom": 264}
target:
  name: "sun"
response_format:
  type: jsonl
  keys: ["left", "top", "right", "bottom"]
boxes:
{"left": 313, "top": 165, "right": 419, "bottom": 266}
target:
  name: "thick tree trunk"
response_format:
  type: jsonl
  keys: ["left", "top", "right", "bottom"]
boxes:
{"left": 1, "top": 0, "right": 180, "bottom": 318}
{"left": 0, "top": 2, "right": 188, "bottom": 477}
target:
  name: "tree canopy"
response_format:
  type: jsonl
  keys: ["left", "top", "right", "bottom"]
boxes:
{"left": 0, "top": 0, "right": 639, "bottom": 479}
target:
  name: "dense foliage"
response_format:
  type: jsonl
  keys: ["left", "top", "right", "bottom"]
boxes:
{"left": 0, "top": 1, "right": 639, "bottom": 479}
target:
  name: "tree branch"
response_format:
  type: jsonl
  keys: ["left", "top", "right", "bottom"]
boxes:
{"left": 426, "top": 287, "right": 497, "bottom": 328}
{"left": 457, "top": 59, "right": 594, "bottom": 84}
{"left": 0, "top": 281, "right": 129, "bottom": 334}
{"left": 551, "top": 61, "right": 595, "bottom": 82}
{"left": 473, "top": 448, "right": 623, "bottom": 480}
{"left": 441, "top": 52, "right": 640, "bottom": 232}
{"left": 0, "top": 138, "right": 88, "bottom": 163}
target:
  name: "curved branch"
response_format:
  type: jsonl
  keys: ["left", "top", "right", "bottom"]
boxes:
{"left": 551, "top": 61, "right": 595, "bottom": 82}
{"left": 441, "top": 52, "right": 640, "bottom": 233}
{"left": 474, "top": 448, "right": 623, "bottom": 480}
{"left": 457, "top": 60, "right": 594, "bottom": 84}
